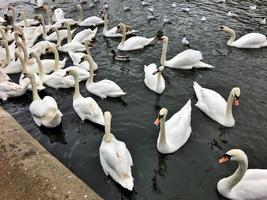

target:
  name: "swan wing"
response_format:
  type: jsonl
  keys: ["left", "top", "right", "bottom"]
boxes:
{"left": 68, "top": 52, "right": 86, "bottom": 65}
{"left": 144, "top": 64, "right": 157, "bottom": 90}
{"left": 80, "top": 17, "right": 104, "bottom": 26}
{"left": 166, "top": 49, "right": 203, "bottom": 68}
{"left": 120, "top": 36, "right": 154, "bottom": 50}
{"left": 88, "top": 80, "right": 125, "bottom": 96}
{"left": 243, "top": 169, "right": 267, "bottom": 181}
{"left": 233, "top": 33, "right": 267, "bottom": 47}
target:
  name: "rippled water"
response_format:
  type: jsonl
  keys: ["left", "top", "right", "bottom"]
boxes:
{"left": 1, "top": 0, "right": 267, "bottom": 199}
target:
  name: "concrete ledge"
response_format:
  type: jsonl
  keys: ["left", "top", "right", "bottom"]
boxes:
{"left": 0, "top": 107, "right": 103, "bottom": 200}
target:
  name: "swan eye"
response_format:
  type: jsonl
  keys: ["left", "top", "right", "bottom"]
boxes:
{"left": 224, "top": 154, "right": 232, "bottom": 159}
{"left": 234, "top": 95, "right": 240, "bottom": 99}
{"left": 219, "top": 26, "right": 223, "bottom": 30}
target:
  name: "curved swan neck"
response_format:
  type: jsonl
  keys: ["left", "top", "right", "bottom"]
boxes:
{"left": 10, "top": 7, "right": 16, "bottom": 25}
{"left": 120, "top": 24, "right": 127, "bottom": 45}
{"left": 32, "top": 53, "right": 45, "bottom": 79}
{"left": 161, "top": 38, "right": 168, "bottom": 66}
{"left": 226, "top": 28, "right": 236, "bottom": 45}
{"left": 156, "top": 73, "right": 162, "bottom": 92}
{"left": 29, "top": 75, "right": 41, "bottom": 101}
{"left": 84, "top": 56, "right": 94, "bottom": 83}
{"left": 104, "top": 115, "right": 112, "bottom": 143}
{"left": 17, "top": 52, "right": 28, "bottom": 73}
{"left": 226, "top": 91, "right": 234, "bottom": 119}
{"left": 77, "top": 5, "right": 83, "bottom": 22}
{"left": 159, "top": 116, "right": 167, "bottom": 144}
{"left": 103, "top": 10, "right": 108, "bottom": 34}
{"left": 0, "top": 28, "right": 7, "bottom": 41}
{"left": 3, "top": 41, "right": 10, "bottom": 65}
{"left": 72, "top": 73, "right": 81, "bottom": 99}
{"left": 66, "top": 23, "right": 72, "bottom": 43}
{"left": 21, "top": 12, "right": 28, "bottom": 28}
{"left": 54, "top": 28, "right": 61, "bottom": 47}
{"left": 45, "top": 7, "right": 52, "bottom": 25}
{"left": 40, "top": 17, "right": 47, "bottom": 39}
{"left": 51, "top": 47, "right": 60, "bottom": 71}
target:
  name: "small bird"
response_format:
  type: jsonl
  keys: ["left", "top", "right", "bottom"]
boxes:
{"left": 171, "top": 2, "right": 176, "bottom": 7}
{"left": 111, "top": 50, "right": 130, "bottom": 61}
{"left": 250, "top": 5, "right": 256, "bottom": 10}
{"left": 201, "top": 16, "right": 207, "bottom": 21}
{"left": 148, "top": 14, "right": 156, "bottom": 20}
{"left": 163, "top": 17, "right": 171, "bottom": 24}
{"left": 227, "top": 11, "right": 238, "bottom": 17}
{"left": 260, "top": 18, "right": 266, "bottom": 25}
{"left": 182, "top": 35, "right": 189, "bottom": 45}
{"left": 181, "top": 7, "right": 190, "bottom": 12}
{"left": 148, "top": 7, "right": 154, "bottom": 13}
{"left": 141, "top": 0, "right": 150, "bottom": 6}
{"left": 123, "top": 7, "right": 131, "bottom": 12}
{"left": 103, "top": 2, "right": 109, "bottom": 9}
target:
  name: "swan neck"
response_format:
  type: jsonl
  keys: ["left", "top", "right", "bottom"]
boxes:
{"left": 54, "top": 28, "right": 61, "bottom": 47}
{"left": 227, "top": 28, "right": 236, "bottom": 45}
{"left": 226, "top": 91, "right": 234, "bottom": 119}
{"left": 159, "top": 116, "right": 167, "bottom": 144}
{"left": 85, "top": 56, "right": 94, "bottom": 83}
{"left": 161, "top": 40, "right": 168, "bottom": 66}
{"left": 156, "top": 73, "right": 162, "bottom": 92}
{"left": 11, "top": 9, "right": 16, "bottom": 25}
{"left": 30, "top": 75, "right": 41, "bottom": 101}
{"left": 52, "top": 48, "right": 60, "bottom": 71}
{"left": 78, "top": 6, "right": 83, "bottom": 22}
{"left": 66, "top": 23, "right": 72, "bottom": 43}
{"left": 121, "top": 25, "right": 126, "bottom": 45}
{"left": 41, "top": 17, "right": 47, "bottom": 39}
{"left": 22, "top": 13, "right": 28, "bottom": 28}
{"left": 46, "top": 8, "right": 52, "bottom": 25}
{"left": 34, "top": 54, "right": 45, "bottom": 79}
{"left": 103, "top": 11, "right": 108, "bottom": 34}
{"left": 17, "top": 53, "right": 27, "bottom": 73}
{"left": 104, "top": 117, "right": 112, "bottom": 142}
{"left": 0, "top": 28, "right": 7, "bottom": 41}
{"left": 73, "top": 74, "right": 81, "bottom": 99}
{"left": 4, "top": 42, "right": 11, "bottom": 65}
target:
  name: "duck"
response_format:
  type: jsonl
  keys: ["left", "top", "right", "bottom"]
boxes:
{"left": 102, "top": 9, "right": 138, "bottom": 38}
{"left": 159, "top": 35, "right": 214, "bottom": 69}
{"left": 99, "top": 111, "right": 134, "bottom": 191}
{"left": 64, "top": 68, "right": 104, "bottom": 125}
{"left": 153, "top": 100, "right": 192, "bottom": 154}
{"left": 0, "top": 68, "right": 29, "bottom": 101}
{"left": 111, "top": 50, "right": 130, "bottom": 61}
{"left": 219, "top": 25, "right": 267, "bottom": 48}
{"left": 117, "top": 23, "right": 155, "bottom": 51}
{"left": 25, "top": 71, "right": 63, "bottom": 128}
{"left": 144, "top": 64, "right": 165, "bottom": 94}
{"left": 75, "top": 4, "right": 104, "bottom": 26}
{"left": 217, "top": 149, "right": 267, "bottom": 200}
{"left": 85, "top": 55, "right": 126, "bottom": 99}
{"left": 193, "top": 82, "right": 240, "bottom": 127}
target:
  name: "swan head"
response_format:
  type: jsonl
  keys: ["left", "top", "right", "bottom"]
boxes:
{"left": 231, "top": 87, "right": 240, "bottom": 106}
{"left": 34, "top": 14, "right": 43, "bottom": 22}
{"left": 116, "top": 23, "right": 126, "bottom": 33}
{"left": 153, "top": 66, "right": 165, "bottom": 75}
{"left": 104, "top": 111, "right": 112, "bottom": 122}
{"left": 75, "top": 4, "right": 82, "bottom": 11}
{"left": 7, "top": 6, "right": 15, "bottom": 12}
{"left": 64, "top": 68, "right": 78, "bottom": 78}
{"left": 154, "top": 108, "right": 168, "bottom": 126}
{"left": 84, "top": 39, "right": 93, "bottom": 48}
{"left": 219, "top": 149, "right": 247, "bottom": 164}
{"left": 218, "top": 25, "right": 232, "bottom": 33}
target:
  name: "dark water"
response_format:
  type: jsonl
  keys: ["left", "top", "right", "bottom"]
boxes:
{"left": 1, "top": 0, "right": 267, "bottom": 199}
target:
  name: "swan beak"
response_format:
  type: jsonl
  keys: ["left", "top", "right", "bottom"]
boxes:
{"left": 233, "top": 97, "right": 240, "bottom": 106}
{"left": 219, "top": 155, "right": 230, "bottom": 164}
{"left": 153, "top": 70, "right": 159, "bottom": 75}
{"left": 154, "top": 117, "right": 160, "bottom": 126}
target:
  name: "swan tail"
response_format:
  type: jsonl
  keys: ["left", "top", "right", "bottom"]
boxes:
{"left": 193, "top": 81, "right": 202, "bottom": 105}
{"left": 120, "top": 175, "right": 134, "bottom": 191}
{"left": 193, "top": 61, "right": 214, "bottom": 69}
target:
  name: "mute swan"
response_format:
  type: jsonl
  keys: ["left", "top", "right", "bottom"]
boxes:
{"left": 0, "top": 68, "right": 29, "bottom": 101}
{"left": 64, "top": 69, "right": 104, "bottom": 125}
{"left": 154, "top": 100, "right": 192, "bottom": 154}
{"left": 102, "top": 9, "right": 138, "bottom": 38}
{"left": 73, "top": 27, "right": 97, "bottom": 43}
{"left": 30, "top": 51, "right": 74, "bottom": 89}
{"left": 218, "top": 149, "right": 267, "bottom": 200}
{"left": 26, "top": 71, "right": 63, "bottom": 127}
{"left": 85, "top": 55, "right": 126, "bottom": 99}
{"left": 54, "top": 26, "right": 85, "bottom": 53}
{"left": 0, "top": 39, "right": 14, "bottom": 66}
{"left": 219, "top": 26, "right": 267, "bottom": 48}
{"left": 117, "top": 23, "right": 155, "bottom": 51}
{"left": 159, "top": 35, "right": 214, "bottom": 69}
{"left": 0, "top": 26, "right": 14, "bottom": 43}
{"left": 193, "top": 82, "right": 240, "bottom": 127}
{"left": 144, "top": 64, "right": 165, "bottom": 94}
{"left": 75, "top": 4, "right": 104, "bottom": 26}
{"left": 17, "top": 12, "right": 39, "bottom": 27}
{"left": 99, "top": 111, "right": 134, "bottom": 191}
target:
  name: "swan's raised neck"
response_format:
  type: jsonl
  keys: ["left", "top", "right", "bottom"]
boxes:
{"left": 219, "top": 149, "right": 248, "bottom": 190}
{"left": 1, "top": 40, "right": 10, "bottom": 65}
{"left": 36, "top": 15, "right": 47, "bottom": 39}
{"left": 43, "top": 5, "right": 52, "bottom": 25}
{"left": 0, "top": 27, "right": 7, "bottom": 41}
{"left": 16, "top": 41, "right": 28, "bottom": 63}
{"left": 27, "top": 72, "right": 41, "bottom": 101}
{"left": 155, "top": 108, "right": 168, "bottom": 145}
{"left": 76, "top": 5, "right": 84, "bottom": 22}
{"left": 160, "top": 36, "right": 169, "bottom": 66}
{"left": 103, "top": 111, "right": 113, "bottom": 143}
{"left": 221, "top": 26, "right": 236, "bottom": 46}
{"left": 19, "top": 12, "right": 28, "bottom": 28}
{"left": 15, "top": 51, "right": 28, "bottom": 73}
{"left": 84, "top": 55, "right": 94, "bottom": 83}
{"left": 118, "top": 23, "right": 127, "bottom": 45}
{"left": 53, "top": 27, "right": 61, "bottom": 47}
{"left": 8, "top": 6, "right": 16, "bottom": 25}
{"left": 64, "top": 22, "right": 72, "bottom": 43}
{"left": 225, "top": 87, "right": 240, "bottom": 121}
{"left": 48, "top": 46, "right": 60, "bottom": 71}
{"left": 66, "top": 69, "right": 81, "bottom": 100}
{"left": 30, "top": 52, "right": 45, "bottom": 80}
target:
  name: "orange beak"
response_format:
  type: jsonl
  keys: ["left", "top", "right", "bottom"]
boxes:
{"left": 154, "top": 117, "right": 160, "bottom": 126}
{"left": 233, "top": 97, "right": 240, "bottom": 106}
{"left": 219, "top": 156, "right": 230, "bottom": 164}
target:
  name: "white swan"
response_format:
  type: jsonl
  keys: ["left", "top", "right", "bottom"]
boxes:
{"left": 219, "top": 25, "right": 267, "bottom": 48}
{"left": 144, "top": 64, "right": 165, "bottom": 94}
{"left": 117, "top": 23, "right": 155, "bottom": 51}
{"left": 85, "top": 55, "right": 126, "bottom": 99}
{"left": 99, "top": 111, "right": 134, "bottom": 191}
{"left": 0, "top": 27, "right": 14, "bottom": 43}
{"left": 102, "top": 9, "right": 138, "bottom": 38}
{"left": 154, "top": 100, "right": 192, "bottom": 154}
{"left": 52, "top": 8, "right": 65, "bottom": 22}
{"left": 72, "top": 27, "right": 97, "bottom": 43}
{"left": 218, "top": 149, "right": 267, "bottom": 200}
{"left": 64, "top": 68, "right": 104, "bottom": 125}
{"left": 193, "top": 82, "right": 240, "bottom": 127}
{"left": 17, "top": 12, "right": 40, "bottom": 27}
{"left": 76, "top": 4, "right": 104, "bottom": 26}
{"left": 0, "top": 39, "right": 14, "bottom": 66}
{"left": 30, "top": 50, "right": 74, "bottom": 90}
{"left": 25, "top": 71, "right": 63, "bottom": 127}
{"left": 159, "top": 36, "right": 214, "bottom": 69}
{"left": 0, "top": 68, "right": 29, "bottom": 101}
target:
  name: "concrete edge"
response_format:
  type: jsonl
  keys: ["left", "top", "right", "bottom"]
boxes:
{"left": 0, "top": 107, "right": 103, "bottom": 200}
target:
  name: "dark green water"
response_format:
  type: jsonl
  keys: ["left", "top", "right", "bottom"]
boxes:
{"left": 1, "top": 0, "right": 267, "bottom": 199}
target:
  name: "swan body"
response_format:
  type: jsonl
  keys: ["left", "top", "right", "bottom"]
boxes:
{"left": 73, "top": 27, "right": 97, "bottom": 43}
{"left": 219, "top": 26, "right": 267, "bottom": 48}
{"left": 193, "top": 82, "right": 240, "bottom": 127}
{"left": 160, "top": 36, "right": 214, "bottom": 69}
{"left": 218, "top": 149, "right": 267, "bottom": 200}
{"left": 154, "top": 100, "right": 192, "bottom": 154}
{"left": 68, "top": 51, "right": 98, "bottom": 71}
{"left": 52, "top": 8, "right": 65, "bottom": 22}
{"left": 144, "top": 64, "right": 165, "bottom": 94}
{"left": 99, "top": 112, "right": 134, "bottom": 190}
{"left": 117, "top": 23, "right": 154, "bottom": 51}
{"left": 65, "top": 69, "right": 104, "bottom": 125}
{"left": 76, "top": 4, "right": 104, "bottom": 26}
{"left": 85, "top": 55, "right": 126, "bottom": 99}
{"left": 46, "top": 29, "right": 76, "bottom": 42}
